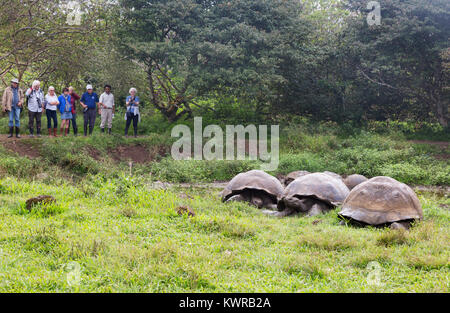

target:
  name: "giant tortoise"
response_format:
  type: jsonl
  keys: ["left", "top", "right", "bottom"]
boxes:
{"left": 343, "top": 174, "right": 368, "bottom": 190}
{"left": 284, "top": 170, "right": 310, "bottom": 186}
{"left": 338, "top": 176, "right": 423, "bottom": 229}
{"left": 323, "top": 171, "right": 344, "bottom": 182}
{"left": 265, "top": 172, "right": 350, "bottom": 217}
{"left": 221, "top": 170, "right": 284, "bottom": 210}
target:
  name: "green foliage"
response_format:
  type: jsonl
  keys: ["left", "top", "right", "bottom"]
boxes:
{"left": 0, "top": 115, "right": 447, "bottom": 185}
{"left": 115, "top": 0, "right": 311, "bottom": 121}
{"left": 367, "top": 120, "right": 450, "bottom": 141}
{"left": 150, "top": 159, "right": 258, "bottom": 183}
{"left": 339, "top": 0, "right": 450, "bottom": 126}
{"left": 379, "top": 162, "right": 450, "bottom": 186}
{"left": 0, "top": 0, "right": 106, "bottom": 87}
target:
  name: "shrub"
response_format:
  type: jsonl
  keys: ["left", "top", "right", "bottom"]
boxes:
{"left": 150, "top": 158, "right": 258, "bottom": 182}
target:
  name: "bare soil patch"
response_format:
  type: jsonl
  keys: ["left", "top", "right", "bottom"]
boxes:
{"left": 2, "top": 139, "right": 41, "bottom": 159}
{"left": 109, "top": 144, "right": 168, "bottom": 164}
{"left": 86, "top": 146, "right": 102, "bottom": 161}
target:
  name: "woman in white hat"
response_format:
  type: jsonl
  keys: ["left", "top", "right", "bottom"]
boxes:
{"left": 1, "top": 78, "right": 24, "bottom": 138}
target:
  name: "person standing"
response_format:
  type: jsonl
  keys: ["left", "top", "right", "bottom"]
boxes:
{"left": 58, "top": 88, "right": 72, "bottom": 137}
{"left": 25, "top": 80, "right": 44, "bottom": 137}
{"left": 80, "top": 85, "right": 99, "bottom": 136}
{"left": 99, "top": 85, "right": 115, "bottom": 135}
{"left": 68, "top": 86, "right": 80, "bottom": 136}
{"left": 2, "top": 78, "right": 24, "bottom": 138}
{"left": 44, "top": 86, "right": 60, "bottom": 137}
{"left": 124, "top": 88, "right": 140, "bottom": 138}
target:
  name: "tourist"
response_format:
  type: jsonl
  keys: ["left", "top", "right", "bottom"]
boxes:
{"left": 25, "top": 80, "right": 45, "bottom": 137}
{"left": 44, "top": 86, "right": 60, "bottom": 137}
{"left": 58, "top": 88, "right": 72, "bottom": 136}
{"left": 99, "top": 85, "right": 115, "bottom": 134}
{"left": 1, "top": 78, "right": 24, "bottom": 138}
{"left": 124, "top": 88, "right": 140, "bottom": 138}
{"left": 68, "top": 86, "right": 80, "bottom": 136}
{"left": 80, "top": 84, "right": 99, "bottom": 136}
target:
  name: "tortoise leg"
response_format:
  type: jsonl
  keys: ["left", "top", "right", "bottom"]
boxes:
{"left": 307, "top": 201, "right": 332, "bottom": 217}
{"left": 261, "top": 209, "right": 278, "bottom": 216}
{"left": 307, "top": 203, "right": 322, "bottom": 217}
{"left": 264, "top": 203, "right": 278, "bottom": 210}
{"left": 390, "top": 221, "right": 410, "bottom": 230}
{"left": 227, "top": 193, "right": 248, "bottom": 203}
{"left": 262, "top": 207, "right": 298, "bottom": 217}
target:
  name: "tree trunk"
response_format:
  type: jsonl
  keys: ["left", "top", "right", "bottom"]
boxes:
{"left": 435, "top": 100, "right": 448, "bottom": 128}
{"left": 147, "top": 68, "right": 192, "bottom": 122}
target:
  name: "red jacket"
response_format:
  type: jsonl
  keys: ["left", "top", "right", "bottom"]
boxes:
{"left": 70, "top": 92, "right": 80, "bottom": 114}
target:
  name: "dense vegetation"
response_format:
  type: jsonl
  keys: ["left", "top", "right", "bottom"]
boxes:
{"left": 1, "top": 0, "right": 448, "bottom": 127}
{"left": 0, "top": 113, "right": 448, "bottom": 185}
{"left": 0, "top": 0, "right": 448, "bottom": 293}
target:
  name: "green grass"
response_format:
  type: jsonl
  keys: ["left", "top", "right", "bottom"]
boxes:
{"left": 0, "top": 116, "right": 447, "bottom": 292}
{"left": 0, "top": 177, "right": 448, "bottom": 292}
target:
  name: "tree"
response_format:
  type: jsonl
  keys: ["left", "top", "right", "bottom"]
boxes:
{"left": 342, "top": 0, "right": 450, "bottom": 127}
{"left": 0, "top": 0, "right": 107, "bottom": 87}
{"left": 114, "top": 0, "right": 311, "bottom": 122}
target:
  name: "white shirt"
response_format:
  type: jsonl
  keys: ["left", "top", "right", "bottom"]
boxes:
{"left": 45, "top": 94, "right": 59, "bottom": 111}
{"left": 99, "top": 92, "right": 115, "bottom": 109}
{"left": 26, "top": 88, "right": 44, "bottom": 113}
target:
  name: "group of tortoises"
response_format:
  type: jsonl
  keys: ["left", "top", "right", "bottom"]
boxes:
{"left": 221, "top": 170, "right": 423, "bottom": 230}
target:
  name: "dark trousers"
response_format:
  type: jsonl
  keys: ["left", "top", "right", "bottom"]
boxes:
{"left": 28, "top": 111, "right": 42, "bottom": 134}
{"left": 125, "top": 112, "right": 139, "bottom": 136}
{"left": 83, "top": 108, "right": 96, "bottom": 136}
{"left": 68, "top": 113, "right": 78, "bottom": 135}
{"left": 46, "top": 110, "right": 58, "bottom": 129}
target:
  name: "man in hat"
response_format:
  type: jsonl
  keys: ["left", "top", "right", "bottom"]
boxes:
{"left": 2, "top": 78, "right": 24, "bottom": 138}
{"left": 80, "top": 84, "right": 99, "bottom": 136}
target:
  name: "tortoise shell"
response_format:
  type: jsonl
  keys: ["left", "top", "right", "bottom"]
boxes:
{"left": 221, "top": 170, "right": 284, "bottom": 202}
{"left": 284, "top": 170, "right": 310, "bottom": 186}
{"left": 323, "top": 171, "right": 344, "bottom": 181}
{"left": 339, "top": 176, "right": 423, "bottom": 225}
{"left": 280, "top": 172, "right": 350, "bottom": 207}
{"left": 344, "top": 174, "right": 368, "bottom": 190}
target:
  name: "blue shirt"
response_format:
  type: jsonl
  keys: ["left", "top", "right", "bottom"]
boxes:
{"left": 58, "top": 94, "right": 72, "bottom": 114}
{"left": 12, "top": 87, "right": 19, "bottom": 108}
{"left": 126, "top": 96, "right": 140, "bottom": 114}
{"left": 81, "top": 92, "right": 99, "bottom": 109}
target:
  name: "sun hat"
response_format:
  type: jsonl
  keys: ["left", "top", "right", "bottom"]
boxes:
{"left": 11, "top": 78, "right": 19, "bottom": 84}
{"left": 86, "top": 84, "right": 93, "bottom": 90}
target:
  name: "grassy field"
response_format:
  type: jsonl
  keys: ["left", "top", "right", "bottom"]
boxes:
{"left": 0, "top": 116, "right": 448, "bottom": 292}
{"left": 0, "top": 177, "right": 448, "bottom": 292}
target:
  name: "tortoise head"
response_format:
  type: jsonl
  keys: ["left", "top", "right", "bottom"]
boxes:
{"left": 251, "top": 195, "right": 264, "bottom": 208}
{"left": 283, "top": 196, "right": 309, "bottom": 212}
